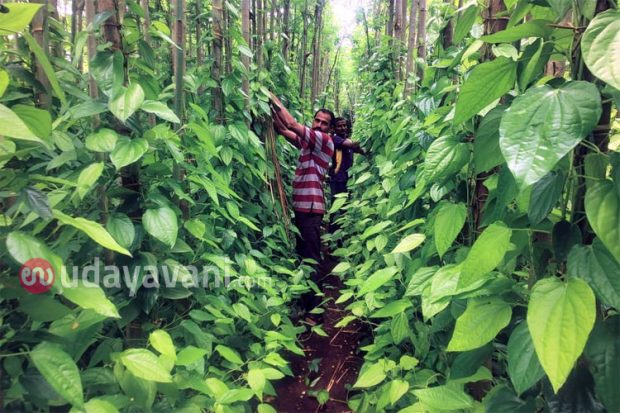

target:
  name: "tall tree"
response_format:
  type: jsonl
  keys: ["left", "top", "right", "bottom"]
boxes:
{"left": 416, "top": 0, "right": 427, "bottom": 78}
{"left": 441, "top": 0, "right": 453, "bottom": 50}
{"left": 393, "top": 0, "right": 403, "bottom": 79}
{"left": 282, "top": 0, "right": 291, "bottom": 59}
{"left": 400, "top": 0, "right": 408, "bottom": 46}
{"left": 405, "top": 0, "right": 418, "bottom": 94}
{"left": 298, "top": 0, "right": 308, "bottom": 99}
{"left": 173, "top": 0, "right": 186, "bottom": 121}
{"left": 195, "top": 0, "right": 203, "bottom": 65}
{"left": 212, "top": 0, "right": 224, "bottom": 122}
{"left": 30, "top": 0, "right": 51, "bottom": 109}
{"left": 241, "top": 0, "right": 251, "bottom": 100}
{"left": 310, "top": 0, "right": 324, "bottom": 106}
{"left": 386, "top": 0, "right": 395, "bottom": 38}
{"left": 256, "top": 0, "right": 264, "bottom": 68}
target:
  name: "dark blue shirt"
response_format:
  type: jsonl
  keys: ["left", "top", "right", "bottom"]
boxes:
{"left": 330, "top": 134, "right": 354, "bottom": 183}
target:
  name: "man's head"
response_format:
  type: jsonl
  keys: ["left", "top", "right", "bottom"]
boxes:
{"left": 334, "top": 117, "right": 351, "bottom": 138}
{"left": 312, "top": 109, "right": 335, "bottom": 133}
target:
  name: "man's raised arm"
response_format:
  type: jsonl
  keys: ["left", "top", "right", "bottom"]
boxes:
{"left": 273, "top": 111, "right": 301, "bottom": 148}
{"left": 270, "top": 94, "right": 306, "bottom": 139}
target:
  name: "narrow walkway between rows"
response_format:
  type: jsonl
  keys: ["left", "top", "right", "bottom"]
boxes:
{"left": 273, "top": 259, "right": 364, "bottom": 412}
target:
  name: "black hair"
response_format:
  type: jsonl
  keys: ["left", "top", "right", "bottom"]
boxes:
{"left": 334, "top": 117, "right": 352, "bottom": 133}
{"left": 314, "top": 108, "right": 336, "bottom": 128}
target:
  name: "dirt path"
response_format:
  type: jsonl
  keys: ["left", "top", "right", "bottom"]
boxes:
{"left": 272, "top": 259, "right": 364, "bottom": 412}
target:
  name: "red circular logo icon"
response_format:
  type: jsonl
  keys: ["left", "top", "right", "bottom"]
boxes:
{"left": 19, "top": 258, "right": 55, "bottom": 294}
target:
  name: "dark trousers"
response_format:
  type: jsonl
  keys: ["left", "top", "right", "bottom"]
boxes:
{"left": 294, "top": 211, "right": 323, "bottom": 310}
{"left": 294, "top": 212, "right": 323, "bottom": 265}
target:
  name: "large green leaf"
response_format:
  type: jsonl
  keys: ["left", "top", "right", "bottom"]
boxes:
{"left": 480, "top": 20, "right": 553, "bottom": 43}
{"left": 12, "top": 104, "right": 52, "bottom": 140}
{"left": 23, "top": 32, "right": 67, "bottom": 107}
{"left": 527, "top": 170, "right": 564, "bottom": 225}
{"left": 353, "top": 360, "right": 389, "bottom": 388}
{"left": 500, "top": 81, "right": 601, "bottom": 188}
{"left": 413, "top": 382, "right": 474, "bottom": 411}
{"left": 518, "top": 39, "right": 553, "bottom": 90}
{"left": 527, "top": 277, "right": 596, "bottom": 393}
{"left": 454, "top": 57, "right": 517, "bottom": 125}
{"left": 5, "top": 231, "right": 63, "bottom": 284}
{"left": 434, "top": 201, "right": 467, "bottom": 258}
{"left": 215, "top": 345, "right": 243, "bottom": 365}
{"left": 473, "top": 106, "right": 506, "bottom": 174}
{"left": 507, "top": 321, "right": 545, "bottom": 394}
{"left": 358, "top": 267, "right": 399, "bottom": 295}
{"left": 106, "top": 213, "right": 135, "bottom": 249}
{"left": 422, "top": 136, "right": 470, "bottom": 182}
{"left": 453, "top": 5, "right": 477, "bottom": 44}
{"left": 547, "top": 0, "right": 572, "bottom": 19}
{"left": 61, "top": 281, "right": 120, "bottom": 318}
{"left": 110, "top": 137, "right": 148, "bottom": 170}
{"left": 119, "top": 349, "right": 172, "bottom": 383}
{"left": 85, "top": 129, "right": 119, "bottom": 152}
{"left": 142, "top": 207, "right": 178, "bottom": 248}
{"left": 53, "top": 210, "right": 131, "bottom": 256}
{"left": 0, "top": 104, "right": 42, "bottom": 143}
{"left": 585, "top": 316, "right": 620, "bottom": 411}
{"left": 108, "top": 83, "right": 145, "bottom": 122}
{"left": 585, "top": 180, "right": 620, "bottom": 263}
{"left": 459, "top": 222, "right": 512, "bottom": 289}
{"left": 581, "top": 9, "right": 620, "bottom": 91}
{"left": 141, "top": 100, "right": 180, "bottom": 123}
{"left": 247, "top": 368, "right": 265, "bottom": 398}
{"left": 391, "top": 233, "right": 425, "bottom": 254}
{"left": 568, "top": 239, "right": 620, "bottom": 309}
{"left": 447, "top": 298, "right": 512, "bottom": 352}
{"left": 0, "top": 3, "right": 43, "bottom": 34}
{"left": 149, "top": 330, "right": 176, "bottom": 360}
{"left": 30, "top": 342, "right": 83, "bottom": 408}
{"left": 76, "top": 162, "right": 104, "bottom": 200}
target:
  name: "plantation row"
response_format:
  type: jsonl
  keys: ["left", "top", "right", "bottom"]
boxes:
{"left": 1, "top": 0, "right": 619, "bottom": 412}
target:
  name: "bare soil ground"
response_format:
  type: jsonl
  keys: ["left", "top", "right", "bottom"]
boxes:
{"left": 272, "top": 259, "right": 365, "bottom": 413}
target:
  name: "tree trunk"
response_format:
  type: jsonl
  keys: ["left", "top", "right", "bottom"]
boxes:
{"left": 416, "top": 0, "right": 427, "bottom": 78}
{"left": 472, "top": 0, "right": 507, "bottom": 231}
{"left": 393, "top": 0, "right": 403, "bottom": 79}
{"left": 298, "top": 0, "right": 308, "bottom": 99}
{"left": 373, "top": 0, "right": 382, "bottom": 46}
{"left": 483, "top": 0, "right": 507, "bottom": 60}
{"left": 269, "top": 0, "right": 275, "bottom": 42}
{"left": 256, "top": 0, "right": 264, "bottom": 68}
{"left": 282, "top": 0, "right": 290, "bottom": 59}
{"left": 442, "top": 0, "right": 453, "bottom": 50}
{"left": 31, "top": 0, "right": 51, "bottom": 109}
{"left": 361, "top": 8, "right": 372, "bottom": 60}
{"left": 386, "top": 0, "right": 394, "bottom": 37}
{"left": 400, "top": 0, "right": 408, "bottom": 45}
{"left": 195, "top": 0, "right": 203, "bottom": 65}
{"left": 309, "top": 0, "right": 324, "bottom": 106}
{"left": 241, "top": 0, "right": 250, "bottom": 100}
{"left": 405, "top": 0, "right": 418, "bottom": 95}
{"left": 224, "top": 3, "right": 232, "bottom": 74}
{"left": 98, "top": 0, "right": 122, "bottom": 51}
{"left": 173, "top": 0, "right": 185, "bottom": 121}
{"left": 212, "top": 0, "right": 224, "bottom": 123}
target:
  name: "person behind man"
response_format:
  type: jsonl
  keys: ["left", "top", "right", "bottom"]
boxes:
{"left": 270, "top": 95, "right": 335, "bottom": 310}
{"left": 329, "top": 117, "right": 365, "bottom": 198}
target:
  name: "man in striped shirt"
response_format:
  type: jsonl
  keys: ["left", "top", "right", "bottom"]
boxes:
{"left": 271, "top": 95, "right": 335, "bottom": 308}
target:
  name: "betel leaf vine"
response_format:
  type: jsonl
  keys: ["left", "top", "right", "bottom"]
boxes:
{"left": 1, "top": 0, "right": 619, "bottom": 411}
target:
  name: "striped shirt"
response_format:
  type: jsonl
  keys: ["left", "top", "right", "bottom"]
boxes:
{"left": 292, "top": 127, "right": 334, "bottom": 214}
